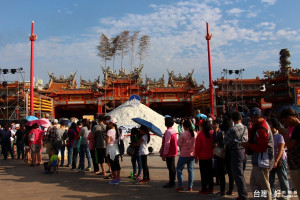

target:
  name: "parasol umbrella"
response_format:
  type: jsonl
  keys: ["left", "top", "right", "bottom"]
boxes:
{"left": 59, "top": 118, "right": 71, "bottom": 126}
{"left": 26, "top": 115, "right": 38, "bottom": 121}
{"left": 132, "top": 118, "right": 162, "bottom": 137}
{"left": 277, "top": 105, "right": 300, "bottom": 114}
{"left": 196, "top": 113, "right": 207, "bottom": 119}
{"left": 26, "top": 118, "right": 52, "bottom": 127}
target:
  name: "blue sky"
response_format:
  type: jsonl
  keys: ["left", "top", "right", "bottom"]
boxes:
{"left": 0, "top": 0, "right": 300, "bottom": 87}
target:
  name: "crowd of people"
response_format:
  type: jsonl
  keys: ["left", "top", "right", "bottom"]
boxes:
{"left": 0, "top": 107, "right": 299, "bottom": 200}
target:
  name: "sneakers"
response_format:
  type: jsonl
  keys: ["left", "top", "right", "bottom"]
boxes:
{"left": 199, "top": 190, "right": 207, "bottom": 194}
{"left": 206, "top": 189, "right": 214, "bottom": 194}
{"left": 188, "top": 188, "right": 193, "bottom": 192}
{"left": 78, "top": 169, "right": 84, "bottom": 172}
{"left": 176, "top": 187, "right": 184, "bottom": 192}
{"left": 139, "top": 178, "right": 150, "bottom": 183}
{"left": 85, "top": 168, "right": 92, "bottom": 171}
{"left": 135, "top": 176, "right": 141, "bottom": 181}
{"left": 226, "top": 191, "right": 234, "bottom": 196}
{"left": 214, "top": 192, "right": 225, "bottom": 197}
{"left": 109, "top": 179, "right": 119, "bottom": 184}
{"left": 199, "top": 189, "right": 213, "bottom": 194}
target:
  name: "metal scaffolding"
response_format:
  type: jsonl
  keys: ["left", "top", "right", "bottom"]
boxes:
{"left": 222, "top": 69, "right": 247, "bottom": 113}
{"left": 0, "top": 68, "right": 27, "bottom": 120}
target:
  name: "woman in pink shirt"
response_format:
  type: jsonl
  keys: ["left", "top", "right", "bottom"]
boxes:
{"left": 176, "top": 120, "right": 197, "bottom": 192}
{"left": 194, "top": 120, "right": 214, "bottom": 194}
{"left": 29, "top": 123, "right": 44, "bottom": 166}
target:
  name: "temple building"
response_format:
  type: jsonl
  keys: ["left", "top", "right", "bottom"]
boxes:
{"left": 263, "top": 49, "right": 300, "bottom": 111}
{"left": 2, "top": 49, "right": 299, "bottom": 120}
{"left": 213, "top": 76, "right": 267, "bottom": 114}
{"left": 37, "top": 66, "right": 204, "bottom": 119}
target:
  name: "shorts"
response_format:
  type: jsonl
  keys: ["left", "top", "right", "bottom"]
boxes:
{"left": 46, "top": 143, "right": 54, "bottom": 154}
{"left": 96, "top": 148, "right": 109, "bottom": 164}
{"left": 109, "top": 156, "right": 121, "bottom": 171}
{"left": 31, "top": 144, "right": 41, "bottom": 154}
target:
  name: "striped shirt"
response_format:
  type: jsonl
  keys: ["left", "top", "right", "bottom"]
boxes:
{"left": 224, "top": 123, "right": 248, "bottom": 150}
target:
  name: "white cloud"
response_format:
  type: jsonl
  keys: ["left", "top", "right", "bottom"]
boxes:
{"left": 257, "top": 22, "right": 276, "bottom": 30}
{"left": 261, "top": 0, "right": 276, "bottom": 5}
{"left": 66, "top": 10, "right": 72, "bottom": 15}
{"left": 204, "top": 0, "right": 234, "bottom": 6}
{"left": 227, "top": 8, "right": 244, "bottom": 16}
{"left": 0, "top": 0, "right": 298, "bottom": 85}
{"left": 57, "top": 8, "right": 73, "bottom": 15}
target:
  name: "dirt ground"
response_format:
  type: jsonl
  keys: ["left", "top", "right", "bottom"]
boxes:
{"left": 0, "top": 149, "right": 296, "bottom": 200}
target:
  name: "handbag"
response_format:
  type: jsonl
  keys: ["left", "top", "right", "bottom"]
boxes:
{"left": 213, "top": 146, "right": 225, "bottom": 158}
{"left": 126, "top": 145, "right": 135, "bottom": 156}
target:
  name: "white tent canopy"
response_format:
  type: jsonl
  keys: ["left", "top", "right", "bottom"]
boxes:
{"left": 106, "top": 101, "right": 178, "bottom": 153}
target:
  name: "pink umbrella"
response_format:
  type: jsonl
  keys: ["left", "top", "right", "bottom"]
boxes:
{"left": 26, "top": 118, "right": 52, "bottom": 127}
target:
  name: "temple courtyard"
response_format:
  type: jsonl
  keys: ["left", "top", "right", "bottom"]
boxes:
{"left": 0, "top": 149, "right": 296, "bottom": 200}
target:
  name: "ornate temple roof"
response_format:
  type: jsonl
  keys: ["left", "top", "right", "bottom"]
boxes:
{"left": 264, "top": 70, "right": 300, "bottom": 82}
{"left": 263, "top": 49, "right": 300, "bottom": 82}
{"left": 145, "top": 74, "right": 165, "bottom": 89}
{"left": 39, "top": 72, "right": 77, "bottom": 93}
{"left": 101, "top": 65, "right": 143, "bottom": 86}
{"left": 80, "top": 76, "right": 100, "bottom": 92}
{"left": 39, "top": 66, "right": 203, "bottom": 97}
{"left": 167, "top": 69, "right": 198, "bottom": 88}
{"left": 262, "top": 49, "right": 299, "bottom": 105}
{"left": 213, "top": 77, "right": 265, "bottom": 85}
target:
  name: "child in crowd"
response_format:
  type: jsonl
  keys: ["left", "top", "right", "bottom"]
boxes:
{"left": 43, "top": 149, "right": 59, "bottom": 173}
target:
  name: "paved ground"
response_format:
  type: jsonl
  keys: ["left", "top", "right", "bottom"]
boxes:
{"left": 0, "top": 149, "right": 296, "bottom": 200}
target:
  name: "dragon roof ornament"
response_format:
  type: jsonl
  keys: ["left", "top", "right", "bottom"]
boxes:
{"left": 80, "top": 76, "right": 100, "bottom": 91}
{"left": 101, "top": 65, "right": 144, "bottom": 85}
{"left": 263, "top": 49, "right": 300, "bottom": 79}
{"left": 44, "top": 72, "right": 77, "bottom": 89}
{"left": 145, "top": 74, "right": 165, "bottom": 89}
{"left": 167, "top": 69, "right": 198, "bottom": 87}
{"left": 48, "top": 71, "right": 77, "bottom": 83}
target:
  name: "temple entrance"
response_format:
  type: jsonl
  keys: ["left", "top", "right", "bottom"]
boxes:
{"left": 54, "top": 104, "right": 98, "bottom": 119}
{"left": 149, "top": 102, "right": 192, "bottom": 118}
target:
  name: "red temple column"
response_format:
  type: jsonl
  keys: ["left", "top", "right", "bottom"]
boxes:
{"left": 205, "top": 22, "right": 215, "bottom": 116}
{"left": 29, "top": 21, "right": 37, "bottom": 116}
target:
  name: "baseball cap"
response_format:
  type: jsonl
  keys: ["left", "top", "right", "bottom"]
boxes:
{"left": 246, "top": 107, "right": 262, "bottom": 117}
{"left": 108, "top": 117, "right": 117, "bottom": 124}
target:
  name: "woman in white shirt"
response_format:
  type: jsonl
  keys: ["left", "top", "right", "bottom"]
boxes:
{"left": 135, "top": 125, "right": 150, "bottom": 183}
{"left": 105, "top": 118, "right": 121, "bottom": 184}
